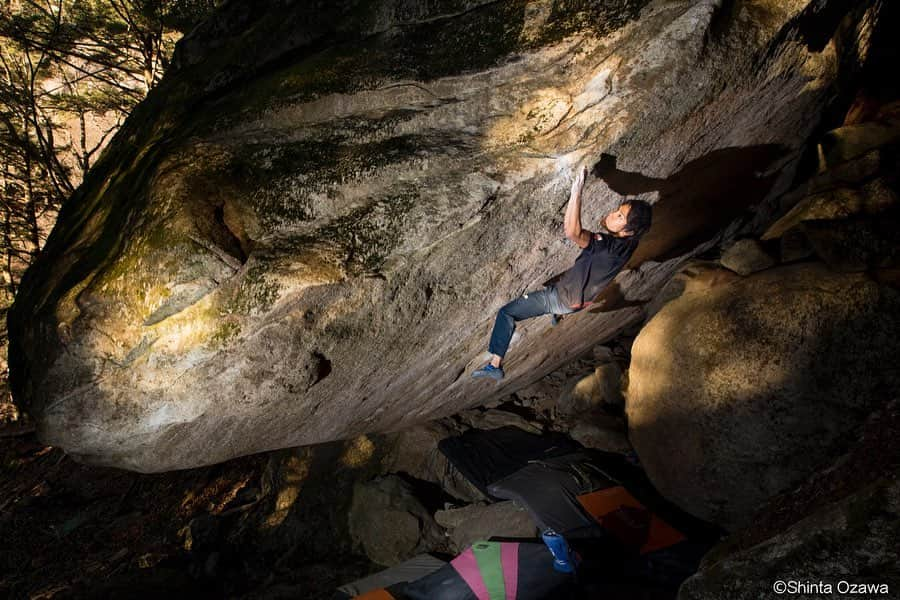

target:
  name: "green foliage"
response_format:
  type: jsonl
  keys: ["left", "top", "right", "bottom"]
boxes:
{"left": 161, "top": 0, "right": 220, "bottom": 33}
{"left": 0, "top": 0, "right": 220, "bottom": 404}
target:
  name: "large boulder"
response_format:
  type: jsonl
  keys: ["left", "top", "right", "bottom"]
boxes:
{"left": 8, "top": 0, "right": 888, "bottom": 470}
{"left": 626, "top": 263, "right": 900, "bottom": 529}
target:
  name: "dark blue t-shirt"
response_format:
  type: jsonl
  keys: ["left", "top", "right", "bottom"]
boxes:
{"left": 556, "top": 233, "right": 637, "bottom": 310}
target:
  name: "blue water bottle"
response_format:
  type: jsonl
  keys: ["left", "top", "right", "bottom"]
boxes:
{"left": 541, "top": 529, "right": 576, "bottom": 573}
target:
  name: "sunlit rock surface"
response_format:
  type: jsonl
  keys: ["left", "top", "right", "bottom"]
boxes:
{"left": 627, "top": 263, "right": 900, "bottom": 529}
{"left": 8, "top": 0, "right": 887, "bottom": 470}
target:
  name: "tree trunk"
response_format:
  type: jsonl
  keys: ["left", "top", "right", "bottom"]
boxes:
{"left": 79, "top": 110, "right": 89, "bottom": 175}
{"left": 21, "top": 119, "right": 40, "bottom": 258}
{"left": 143, "top": 34, "right": 155, "bottom": 91}
{"left": 1, "top": 168, "right": 15, "bottom": 297}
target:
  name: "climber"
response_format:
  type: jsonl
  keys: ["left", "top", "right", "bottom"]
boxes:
{"left": 472, "top": 166, "right": 652, "bottom": 381}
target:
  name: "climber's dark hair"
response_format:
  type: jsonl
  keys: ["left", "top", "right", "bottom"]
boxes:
{"left": 623, "top": 200, "right": 652, "bottom": 238}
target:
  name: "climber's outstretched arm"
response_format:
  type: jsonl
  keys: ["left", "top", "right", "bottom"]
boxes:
{"left": 564, "top": 167, "right": 592, "bottom": 248}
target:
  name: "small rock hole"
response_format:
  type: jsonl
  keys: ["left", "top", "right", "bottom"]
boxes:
{"left": 312, "top": 351, "right": 332, "bottom": 385}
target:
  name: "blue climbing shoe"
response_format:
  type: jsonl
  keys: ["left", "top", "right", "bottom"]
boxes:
{"left": 542, "top": 529, "right": 578, "bottom": 573}
{"left": 472, "top": 363, "right": 504, "bottom": 381}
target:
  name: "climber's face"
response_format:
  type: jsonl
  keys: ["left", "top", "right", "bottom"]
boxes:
{"left": 603, "top": 203, "right": 632, "bottom": 236}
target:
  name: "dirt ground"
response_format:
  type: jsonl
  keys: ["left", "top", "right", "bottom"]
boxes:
{"left": 0, "top": 428, "right": 375, "bottom": 599}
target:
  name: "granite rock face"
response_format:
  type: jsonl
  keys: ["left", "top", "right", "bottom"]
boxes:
{"left": 678, "top": 401, "right": 900, "bottom": 599}
{"left": 626, "top": 263, "right": 900, "bottom": 529}
{"left": 8, "top": 0, "right": 887, "bottom": 471}
{"left": 679, "top": 477, "right": 900, "bottom": 600}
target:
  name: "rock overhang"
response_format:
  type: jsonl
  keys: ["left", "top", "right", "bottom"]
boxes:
{"left": 7, "top": 0, "right": 869, "bottom": 471}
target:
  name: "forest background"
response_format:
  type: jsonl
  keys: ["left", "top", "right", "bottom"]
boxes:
{"left": 0, "top": 0, "right": 220, "bottom": 424}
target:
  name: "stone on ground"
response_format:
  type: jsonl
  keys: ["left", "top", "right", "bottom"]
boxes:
{"left": 435, "top": 501, "right": 536, "bottom": 553}
{"left": 719, "top": 239, "right": 775, "bottom": 276}
{"left": 348, "top": 475, "right": 444, "bottom": 566}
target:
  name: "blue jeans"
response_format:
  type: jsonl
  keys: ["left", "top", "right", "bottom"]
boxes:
{"left": 488, "top": 287, "right": 575, "bottom": 358}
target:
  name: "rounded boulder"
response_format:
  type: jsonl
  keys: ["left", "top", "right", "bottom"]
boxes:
{"left": 626, "top": 263, "right": 900, "bottom": 529}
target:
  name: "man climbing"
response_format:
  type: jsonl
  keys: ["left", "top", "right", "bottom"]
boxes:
{"left": 472, "top": 166, "right": 652, "bottom": 381}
